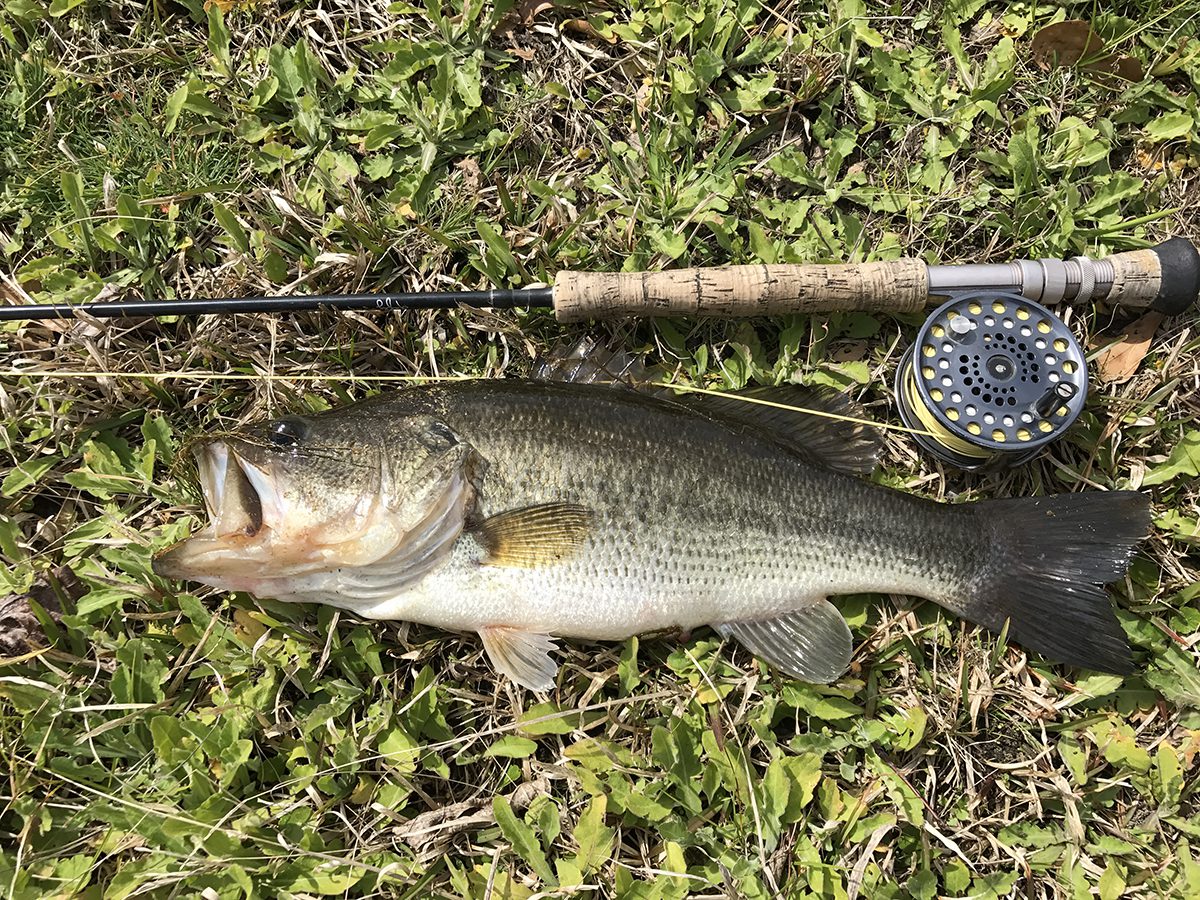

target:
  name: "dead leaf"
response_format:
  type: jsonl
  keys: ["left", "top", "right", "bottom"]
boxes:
{"left": 1, "top": 566, "right": 77, "bottom": 658}
{"left": 564, "top": 18, "right": 618, "bottom": 44}
{"left": 1094, "top": 311, "right": 1163, "bottom": 384}
{"left": 455, "top": 157, "right": 482, "bottom": 194}
{"left": 1030, "top": 20, "right": 1144, "bottom": 82}
{"left": 831, "top": 340, "right": 868, "bottom": 362}
{"left": 1110, "top": 55, "right": 1145, "bottom": 82}
{"left": 1032, "top": 20, "right": 1107, "bottom": 67}
{"left": 519, "top": 0, "right": 555, "bottom": 25}
{"left": 497, "top": 0, "right": 556, "bottom": 44}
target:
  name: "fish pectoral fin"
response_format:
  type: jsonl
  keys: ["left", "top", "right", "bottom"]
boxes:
{"left": 479, "top": 626, "right": 559, "bottom": 691}
{"left": 471, "top": 503, "right": 594, "bottom": 567}
{"left": 714, "top": 599, "right": 853, "bottom": 683}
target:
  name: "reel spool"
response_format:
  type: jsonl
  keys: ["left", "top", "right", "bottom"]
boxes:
{"left": 895, "top": 292, "right": 1088, "bottom": 470}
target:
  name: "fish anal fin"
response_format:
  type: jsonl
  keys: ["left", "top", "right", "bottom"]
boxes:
{"left": 480, "top": 626, "right": 559, "bottom": 691}
{"left": 703, "top": 386, "right": 881, "bottom": 475}
{"left": 714, "top": 599, "right": 852, "bottom": 683}
{"left": 472, "top": 503, "right": 594, "bottom": 567}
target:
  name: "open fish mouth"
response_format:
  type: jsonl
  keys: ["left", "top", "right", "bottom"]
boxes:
{"left": 152, "top": 441, "right": 283, "bottom": 580}
{"left": 196, "top": 441, "right": 276, "bottom": 539}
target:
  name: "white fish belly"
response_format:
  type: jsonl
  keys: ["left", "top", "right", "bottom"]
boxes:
{"left": 350, "top": 531, "right": 942, "bottom": 639}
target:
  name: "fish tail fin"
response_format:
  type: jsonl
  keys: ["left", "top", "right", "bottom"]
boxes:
{"left": 947, "top": 491, "right": 1150, "bottom": 673}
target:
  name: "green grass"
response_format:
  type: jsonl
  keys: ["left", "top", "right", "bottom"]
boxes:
{"left": 1, "top": 0, "right": 1199, "bottom": 897}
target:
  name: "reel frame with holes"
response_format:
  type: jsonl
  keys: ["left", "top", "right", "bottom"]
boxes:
{"left": 895, "top": 291, "right": 1088, "bottom": 471}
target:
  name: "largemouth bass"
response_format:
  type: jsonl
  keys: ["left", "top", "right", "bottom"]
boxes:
{"left": 153, "top": 379, "right": 1149, "bottom": 689}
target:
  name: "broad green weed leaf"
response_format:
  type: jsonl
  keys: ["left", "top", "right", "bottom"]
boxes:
{"left": 908, "top": 869, "right": 937, "bottom": 900}
{"left": 269, "top": 44, "right": 304, "bottom": 103}
{"left": 211, "top": 200, "right": 249, "bottom": 253}
{"left": 782, "top": 684, "right": 863, "bottom": 720}
{"left": 3, "top": 455, "right": 59, "bottom": 497}
{"left": 944, "top": 858, "right": 972, "bottom": 893}
{"left": 60, "top": 171, "right": 88, "bottom": 223}
{"left": 1145, "top": 644, "right": 1200, "bottom": 709}
{"left": 1143, "top": 112, "right": 1194, "bottom": 143}
{"left": 1058, "top": 733, "right": 1090, "bottom": 785}
{"left": 364, "top": 124, "right": 405, "bottom": 152}
{"left": 281, "top": 861, "right": 366, "bottom": 895}
{"left": 617, "top": 637, "right": 641, "bottom": 694}
{"left": 377, "top": 724, "right": 420, "bottom": 774}
{"left": 780, "top": 754, "right": 821, "bottom": 821}
{"left": 116, "top": 193, "right": 148, "bottom": 241}
{"left": 870, "top": 753, "right": 924, "bottom": 826}
{"left": 1142, "top": 431, "right": 1200, "bottom": 485}
{"left": 1155, "top": 742, "right": 1183, "bottom": 807}
{"left": 493, "top": 796, "right": 556, "bottom": 885}
{"left": 1008, "top": 126, "right": 1039, "bottom": 194}
{"left": 1098, "top": 862, "right": 1126, "bottom": 900}
{"left": 381, "top": 40, "right": 443, "bottom": 80}
{"left": 570, "top": 795, "right": 614, "bottom": 874}
{"left": 693, "top": 47, "right": 724, "bottom": 89}
{"left": 164, "top": 82, "right": 188, "bottom": 134}
{"left": 454, "top": 54, "right": 482, "bottom": 107}
{"left": 485, "top": 735, "right": 537, "bottom": 759}
{"left": 518, "top": 703, "right": 577, "bottom": 736}
{"left": 47, "top": 0, "right": 85, "bottom": 16}
{"left": 111, "top": 639, "right": 169, "bottom": 704}
{"left": 476, "top": 219, "right": 524, "bottom": 279}
{"left": 1094, "top": 720, "right": 1152, "bottom": 773}
{"left": 206, "top": 5, "right": 231, "bottom": 75}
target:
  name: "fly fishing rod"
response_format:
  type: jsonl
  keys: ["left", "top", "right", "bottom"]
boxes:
{"left": 1, "top": 237, "right": 1196, "bottom": 322}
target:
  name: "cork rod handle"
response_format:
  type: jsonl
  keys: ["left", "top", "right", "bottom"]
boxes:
{"left": 552, "top": 260, "right": 929, "bottom": 322}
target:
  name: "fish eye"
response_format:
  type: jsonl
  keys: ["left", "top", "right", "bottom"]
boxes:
{"left": 426, "top": 422, "right": 458, "bottom": 447}
{"left": 267, "top": 417, "right": 307, "bottom": 449}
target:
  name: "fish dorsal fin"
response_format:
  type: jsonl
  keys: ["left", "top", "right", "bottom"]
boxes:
{"left": 701, "top": 386, "right": 881, "bottom": 475}
{"left": 534, "top": 336, "right": 670, "bottom": 396}
{"left": 535, "top": 340, "right": 878, "bottom": 474}
{"left": 714, "top": 600, "right": 853, "bottom": 683}
{"left": 471, "top": 503, "right": 594, "bottom": 567}
{"left": 480, "top": 626, "right": 559, "bottom": 691}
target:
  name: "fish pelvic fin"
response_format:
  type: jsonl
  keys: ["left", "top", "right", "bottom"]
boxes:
{"left": 699, "top": 386, "right": 881, "bottom": 476}
{"left": 480, "top": 626, "right": 559, "bottom": 691}
{"left": 951, "top": 491, "right": 1150, "bottom": 674}
{"left": 715, "top": 600, "right": 853, "bottom": 683}
{"left": 471, "top": 503, "right": 595, "bottom": 567}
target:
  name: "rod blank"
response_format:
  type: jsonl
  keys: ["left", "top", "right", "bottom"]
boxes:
{"left": 0, "top": 287, "right": 555, "bottom": 322}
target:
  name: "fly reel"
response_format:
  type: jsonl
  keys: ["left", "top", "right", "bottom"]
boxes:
{"left": 895, "top": 292, "right": 1088, "bottom": 470}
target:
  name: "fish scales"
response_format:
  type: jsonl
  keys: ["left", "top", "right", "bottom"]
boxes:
{"left": 384, "top": 381, "right": 974, "bottom": 636}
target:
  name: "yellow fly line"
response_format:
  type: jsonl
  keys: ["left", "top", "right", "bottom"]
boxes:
{"left": 897, "top": 368, "right": 994, "bottom": 461}
{"left": 0, "top": 368, "right": 943, "bottom": 439}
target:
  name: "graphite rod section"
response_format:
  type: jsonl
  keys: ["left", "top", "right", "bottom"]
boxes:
{"left": 0, "top": 287, "right": 556, "bottom": 321}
